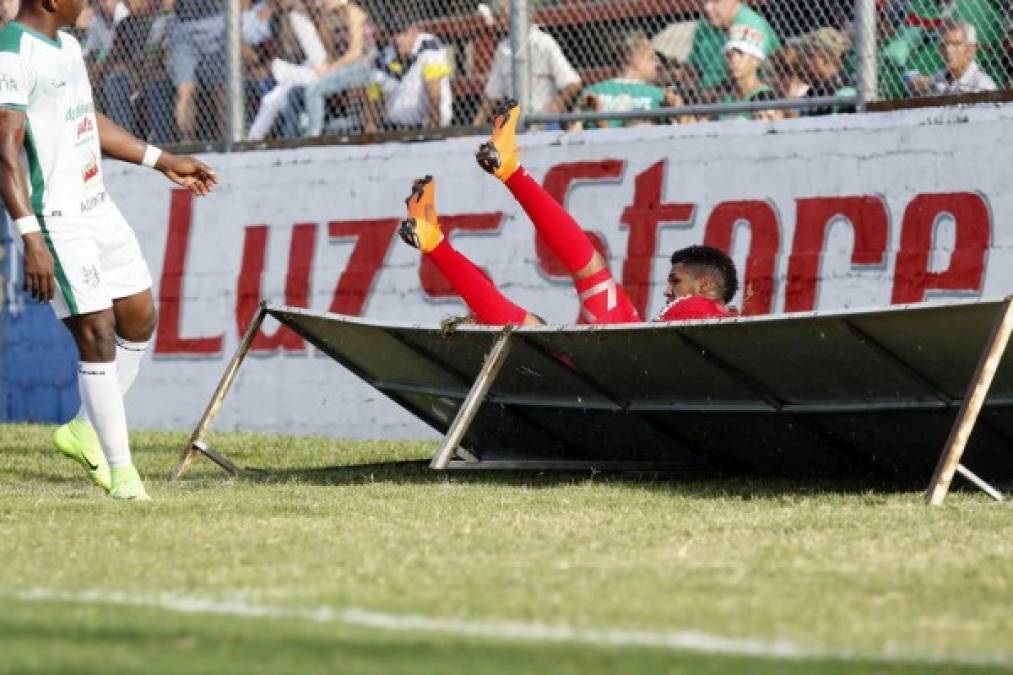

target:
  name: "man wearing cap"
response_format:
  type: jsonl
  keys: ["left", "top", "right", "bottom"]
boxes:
{"left": 718, "top": 23, "right": 778, "bottom": 121}
{"left": 688, "top": 0, "right": 780, "bottom": 93}
{"left": 905, "top": 20, "right": 997, "bottom": 95}
{"left": 800, "top": 27, "right": 857, "bottom": 116}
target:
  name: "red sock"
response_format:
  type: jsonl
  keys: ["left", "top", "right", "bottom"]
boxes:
{"left": 505, "top": 167, "right": 596, "bottom": 275}
{"left": 574, "top": 268, "right": 641, "bottom": 325}
{"left": 427, "top": 238, "right": 529, "bottom": 325}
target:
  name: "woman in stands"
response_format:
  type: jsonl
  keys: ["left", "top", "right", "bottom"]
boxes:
{"left": 397, "top": 100, "right": 738, "bottom": 326}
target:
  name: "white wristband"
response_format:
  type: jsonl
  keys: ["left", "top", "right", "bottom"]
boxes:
{"left": 141, "top": 144, "right": 163, "bottom": 168}
{"left": 13, "top": 214, "right": 40, "bottom": 236}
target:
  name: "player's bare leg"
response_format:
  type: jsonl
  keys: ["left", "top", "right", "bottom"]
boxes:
{"left": 112, "top": 290, "right": 157, "bottom": 342}
{"left": 476, "top": 100, "right": 639, "bottom": 324}
{"left": 399, "top": 176, "right": 538, "bottom": 326}
{"left": 54, "top": 290, "right": 156, "bottom": 493}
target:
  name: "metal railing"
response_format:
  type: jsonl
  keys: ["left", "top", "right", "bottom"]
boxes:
{"left": 53, "top": 0, "right": 1013, "bottom": 149}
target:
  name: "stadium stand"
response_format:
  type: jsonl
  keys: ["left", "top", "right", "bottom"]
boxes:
{"left": 12, "top": 0, "right": 1013, "bottom": 144}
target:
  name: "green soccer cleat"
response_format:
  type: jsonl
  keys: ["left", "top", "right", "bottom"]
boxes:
{"left": 53, "top": 418, "right": 111, "bottom": 492}
{"left": 109, "top": 464, "right": 151, "bottom": 501}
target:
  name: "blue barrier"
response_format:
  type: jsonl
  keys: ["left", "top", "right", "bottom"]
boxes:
{"left": 1, "top": 215, "right": 79, "bottom": 424}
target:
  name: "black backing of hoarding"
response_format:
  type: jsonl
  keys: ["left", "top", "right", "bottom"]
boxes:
{"left": 267, "top": 299, "right": 1013, "bottom": 484}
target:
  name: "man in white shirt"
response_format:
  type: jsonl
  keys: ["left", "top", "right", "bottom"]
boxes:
{"left": 906, "top": 20, "right": 998, "bottom": 95}
{"left": 472, "top": 0, "right": 581, "bottom": 125}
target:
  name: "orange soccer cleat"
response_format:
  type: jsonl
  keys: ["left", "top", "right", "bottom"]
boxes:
{"left": 476, "top": 98, "right": 520, "bottom": 182}
{"left": 398, "top": 175, "right": 444, "bottom": 253}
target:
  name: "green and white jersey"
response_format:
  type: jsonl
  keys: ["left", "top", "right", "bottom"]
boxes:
{"left": 581, "top": 78, "right": 665, "bottom": 128}
{"left": 0, "top": 22, "right": 106, "bottom": 220}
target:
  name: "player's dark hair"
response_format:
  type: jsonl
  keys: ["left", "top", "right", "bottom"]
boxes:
{"left": 669, "top": 245, "right": 739, "bottom": 304}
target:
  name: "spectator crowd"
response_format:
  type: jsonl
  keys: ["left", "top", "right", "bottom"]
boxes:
{"left": 0, "top": 0, "right": 1010, "bottom": 142}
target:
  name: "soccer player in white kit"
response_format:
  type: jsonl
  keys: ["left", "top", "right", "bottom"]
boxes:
{"left": 0, "top": 0, "right": 218, "bottom": 499}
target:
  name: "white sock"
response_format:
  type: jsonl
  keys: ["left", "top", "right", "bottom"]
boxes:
{"left": 77, "top": 336, "right": 150, "bottom": 425}
{"left": 77, "top": 362, "right": 133, "bottom": 468}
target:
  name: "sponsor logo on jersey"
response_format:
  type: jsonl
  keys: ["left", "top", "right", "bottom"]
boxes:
{"left": 65, "top": 101, "right": 95, "bottom": 121}
{"left": 82, "top": 153, "right": 99, "bottom": 183}
{"left": 82, "top": 263, "right": 101, "bottom": 288}
{"left": 77, "top": 116, "right": 94, "bottom": 138}
{"left": 0, "top": 73, "right": 18, "bottom": 93}
{"left": 80, "top": 191, "right": 107, "bottom": 213}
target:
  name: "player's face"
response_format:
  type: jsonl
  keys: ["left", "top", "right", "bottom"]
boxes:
{"left": 54, "top": 0, "right": 86, "bottom": 27}
{"left": 0, "top": 0, "right": 18, "bottom": 22}
{"left": 664, "top": 263, "right": 705, "bottom": 304}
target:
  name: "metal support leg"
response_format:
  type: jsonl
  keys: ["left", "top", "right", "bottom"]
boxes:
{"left": 171, "top": 304, "right": 269, "bottom": 481}
{"left": 926, "top": 297, "right": 1013, "bottom": 505}
{"left": 430, "top": 327, "right": 513, "bottom": 470}
{"left": 955, "top": 464, "right": 1004, "bottom": 503}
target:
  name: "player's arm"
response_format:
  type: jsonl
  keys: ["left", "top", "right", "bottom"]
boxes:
{"left": 95, "top": 112, "right": 218, "bottom": 196}
{"left": 0, "top": 108, "right": 55, "bottom": 302}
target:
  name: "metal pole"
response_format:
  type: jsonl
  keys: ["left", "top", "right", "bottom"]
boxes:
{"left": 171, "top": 303, "right": 269, "bottom": 481}
{"left": 509, "top": 0, "right": 531, "bottom": 119}
{"left": 525, "top": 95, "right": 859, "bottom": 126}
{"left": 430, "top": 328, "right": 513, "bottom": 470}
{"left": 854, "top": 0, "right": 878, "bottom": 110}
{"left": 955, "top": 464, "right": 1004, "bottom": 503}
{"left": 926, "top": 297, "right": 1013, "bottom": 506}
{"left": 225, "top": 0, "right": 244, "bottom": 147}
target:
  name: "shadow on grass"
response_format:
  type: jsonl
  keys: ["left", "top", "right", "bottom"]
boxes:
{"left": 239, "top": 459, "right": 928, "bottom": 499}
{"left": 0, "top": 468, "right": 94, "bottom": 487}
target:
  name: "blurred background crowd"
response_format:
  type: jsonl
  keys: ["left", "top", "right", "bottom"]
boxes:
{"left": 2, "top": 0, "right": 1011, "bottom": 144}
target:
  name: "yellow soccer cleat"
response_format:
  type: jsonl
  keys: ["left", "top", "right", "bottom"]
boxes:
{"left": 53, "top": 418, "right": 111, "bottom": 492}
{"left": 476, "top": 98, "right": 521, "bottom": 182}
{"left": 398, "top": 176, "right": 444, "bottom": 253}
{"left": 109, "top": 464, "right": 151, "bottom": 501}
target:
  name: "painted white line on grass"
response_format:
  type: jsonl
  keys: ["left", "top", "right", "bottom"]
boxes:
{"left": 6, "top": 587, "right": 1009, "bottom": 668}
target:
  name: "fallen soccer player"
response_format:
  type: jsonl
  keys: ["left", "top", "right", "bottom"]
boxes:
{"left": 397, "top": 100, "right": 738, "bottom": 326}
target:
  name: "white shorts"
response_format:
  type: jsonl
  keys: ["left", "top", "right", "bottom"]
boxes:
{"left": 37, "top": 204, "right": 153, "bottom": 320}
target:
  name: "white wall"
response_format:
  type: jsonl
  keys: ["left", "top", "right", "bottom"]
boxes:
{"left": 103, "top": 103, "right": 1013, "bottom": 438}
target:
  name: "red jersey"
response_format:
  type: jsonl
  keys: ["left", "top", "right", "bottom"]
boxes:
{"left": 653, "top": 295, "right": 733, "bottom": 322}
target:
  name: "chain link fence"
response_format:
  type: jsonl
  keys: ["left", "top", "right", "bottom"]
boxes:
{"left": 877, "top": 0, "right": 1011, "bottom": 100}
{"left": 12, "top": 0, "right": 1008, "bottom": 146}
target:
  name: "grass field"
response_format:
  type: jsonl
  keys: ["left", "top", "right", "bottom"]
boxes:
{"left": 1, "top": 423, "right": 1011, "bottom": 674}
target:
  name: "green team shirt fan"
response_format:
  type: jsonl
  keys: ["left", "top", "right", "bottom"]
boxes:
{"left": 580, "top": 78, "right": 666, "bottom": 128}
{"left": 688, "top": 5, "right": 780, "bottom": 90}
{"left": 0, "top": 21, "right": 152, "bottom": 319}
